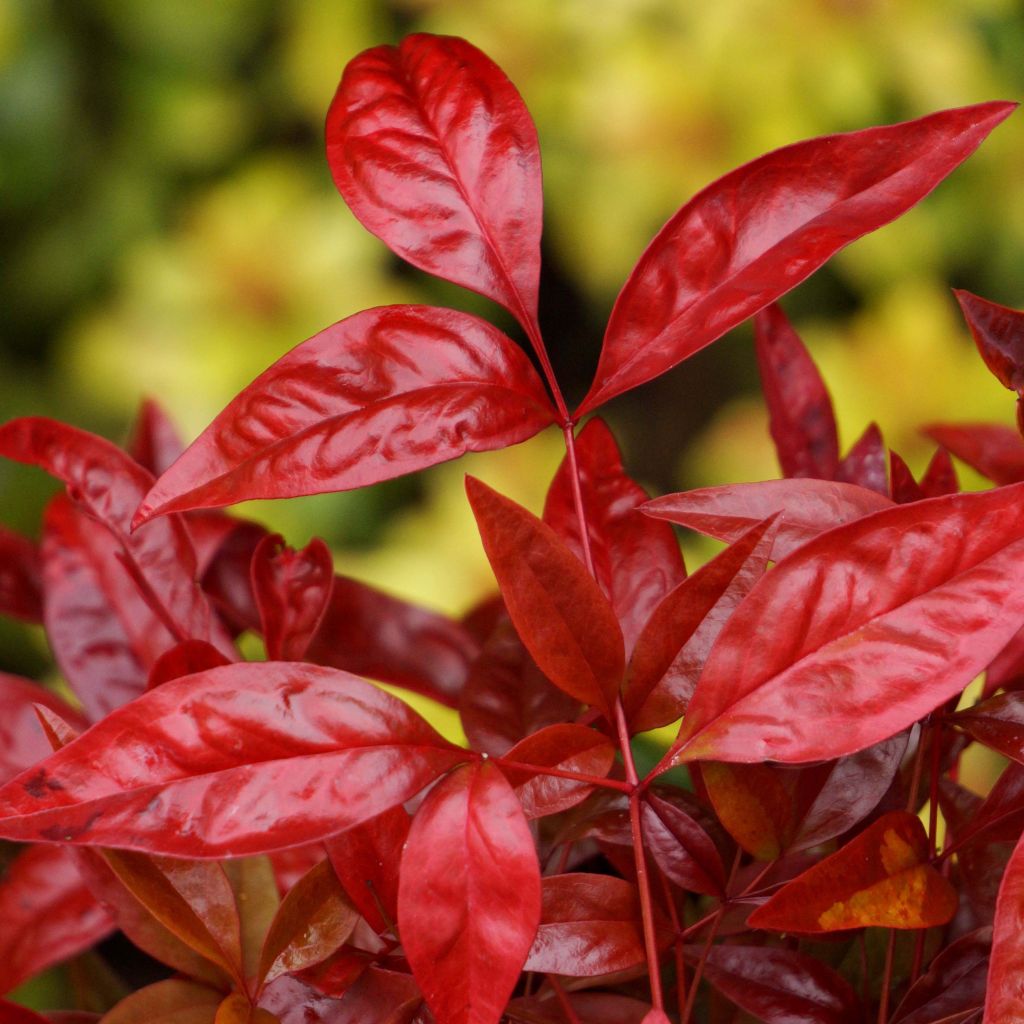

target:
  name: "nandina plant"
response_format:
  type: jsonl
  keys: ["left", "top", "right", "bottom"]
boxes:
{"left": 2, "top": 30, "right": 1024, "bottom": 1024}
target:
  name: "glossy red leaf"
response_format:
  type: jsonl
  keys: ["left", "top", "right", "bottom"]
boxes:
{"left": 749, "top": 811, "right": 957, "bottom": 933}
{"left": 623, "top": 515, "right": 776, "bottom": 731}
{"left": 923, "top": 424, "right": 1024, "bottom": 485}
{"left": 953, "top": 692, "right": 1024, "bottom": 763}
{"left": 0, "top": 525, "right": 42, "bottom": 623}
{"left": 326, "top": 804, "right": 409, "bottom": 933}
{"left": 643, "top": 479, "right": 892, "bottom": 562}
{"left": 0, "top": 662, "right": 464, "bottom": 857}
{"left": 251, "top": 534, "right": 334, "bottom": 662}
{"left": 398, "top": 760, "right": 540, "bottom": 1024}
{"left": 754, "top": 303, "right": 839, "bottom": 480}
{"left": 507, "top": 993, "right": 654, "bottom": 1024}
{"left": 147, "top": 639, "right": 232, "bottom": 689}
{"left": 136, "top": 306, "right": 556, "bottom": 524}
{"left": 641, "top": 791, "right": 726, "bottom": 895}
{"left": 466, "top": 477, "right": 624, "bottom": 718}
{"left": 0, "top": 1004, "right": 52, "bottom": 1024}
{"left": 0, "top": 844, "right": 113, "bottom": 995}
{"left": 892, "top": 927, "right": 989, "bottom": 1024}
{"left": 543, "top": 418, "right": 685, "bottom": 652}
{"left": 944, "top": 762, "right": 1024, "bottom": 852}
{"left": 307, "top": 573, "right": 479, "bottom": 708}
{"left": 986, "top": 828, "right": 1024, "bottom": 1022}
{"left": 835, "top": 422, "right": 888, "bottom": 495}
{"left": 326, "top": 35, "right": 543, "bottom": 336}
{"left": 330, "top": 968, "right": 423, "bottom": 1024}
{"left": 579, "top": 102, "right": 1015, "bottom": 414}
{"left": 258, "top": 974, "right": 346, "bottom": 1024}
{"left": 919, "top": 447, "right": 959, "bottom": 498}
{"left": 500, "top": 723, "right": 617, "bottom": 819}
{"left": 669, "top": 483, "right": 1024, "bottom": 765}
{"left": 524, "top": 874, "right": 649, "bottom": 977}
{"left": 128, "top": 398, "right": 187, "bottom": 478}
{"left": 890, "top": 451, "right": 926, "bottom": 504}
{"left": 698, "top": 945, "right": 861, "bottom": 1024}
{"left": 955, "top": 289, "right": 1024, "bottom": 393}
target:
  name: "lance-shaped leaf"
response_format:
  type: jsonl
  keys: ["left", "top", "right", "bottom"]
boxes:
{"left": 986, "top": 828, "right": 1024, "bottom": 1023}
{"left": 943, "top": 762, "right": 1024, "bottom": 852}
{"left": 748, "top": 811, "right": 957, "bottom": 933}
{"left": 399, "top": 760, "right": 540, "bottom": 1024}
{"left": 890, "top": 451, "right": 925, "bottom": 504}
{"left": 0, "top": 525, "right": 42, "bottom": 622}
{"left": 543, "top": 417, "right": 685, "bottom": 652}
{"left": 578, "top": 101, "right": 1016, "bottom": 414}
{"left": 0, "top": 844, "right": 114, "bottom": 995}
{"left": 623, "top": 515, "right": 776, "bottom": 731}
{"left": 93, "top": 979, "right": 222, "bottom": 1024}
{"left": 641, "top": 791, "right": 726, "bottom": 896}
{"left": 668, "top": 483, "right": 1024, "bottom": 765}
{"left": 923, "top": 424, "right": 1024, "bottom": 485}
{"left": 128, "top": 398, "right": 187, "bottom": 478}
{"left": 835, "top": 423, "right": 888, "bottom": 495}
{"left": 956, "top": 290, "right": 1024, "bottom": 394}
{"left": 754, "top": 303, "right": 839, "bottom": 480}
{"left": 0, "top": 662, "right": 465, "bottom": 857}
{"left": 892, "top": 927, "right": 989, "bottom": 1024}
{"left": 251, "top": 534, "right": 334, "bottom": 661}
{"left": 326, "top": 34, "right": 543, "bottom": 336}
{"left": 643, "top": 479, "right": 892, "bottom": 562}
{"left": 920, "top": 447, "right": 959, "bottom": 498}
{"left": 136, "top": 307, "right": 556, "bottom": 524}
{"left": 467, "top": 477, "right": 624, "bottom": 718}
{"left": 953, "top": 691, "right": 1024, "bottom": 764}
{"left": 697, "top": 945, "right": 861, "bottom": 1024}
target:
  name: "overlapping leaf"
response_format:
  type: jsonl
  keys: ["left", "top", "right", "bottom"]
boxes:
{"left": 0, "top": 524, "right": 42, "bottom": 622}
{"left": 986, "top": 829, "right": 1024, "bottom": 1023}
{"left": 955, "top": 290, "right": 1024, "bottom": 394}
{"left": 924, "top": 424, "right": 1024, "bottom": 485}
{"left": 892, "top": 928, "right": 989, "bottom": 1024}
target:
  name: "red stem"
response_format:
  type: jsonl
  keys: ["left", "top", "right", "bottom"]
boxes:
{"left": 877, "top": 929, "right": 898, "bottom": 1024}
{"left": 548, "top": 977, "right": 582, "bottom": 1024}
{"left": 658, "top": 868, "right": 688, "bottom": 1021}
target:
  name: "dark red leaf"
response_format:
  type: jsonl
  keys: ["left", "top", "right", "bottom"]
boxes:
{"left": 623, "top": 515, "right": 776, "bottom": 731}
{"left": 0, "top": 1004, "right": 51, "bottom": 1024}
{"left": 667, "top": 483, "right": 1024, "bottom": 765}
{"left": 923, "top": 424, "right": 1024, "bottom": 485}
{"left": 754, "top": 303, "right": 839, "bottom": 480}
{"left": 641, "top": 791, "right": 725, "bottom": 895}
{"left": 0, "top": 662, "right": 464, "bottom": 857}
{"left": 985, "top": 828, "right": 1024, "bottom": 1022}
{"left": 135, "top": 307, "right": 556, "bottom": 524}
{"left": 579, "top": 102, "right": 1015, "bottom": 413}
{"left": 643, "top": 479, "right": 892, "bottom": 562}
{"left": 0, "top": 845, "right": 113, "bottom": 995}
{"left": 919, "top": 447, "right": 959, "bottom": 498}
{"left": 326, "top": 35, "right": 542, "bottom": 338}
{"left": 892, "top": 927, "right": 989, "bottom": 1024}
{"left": 251, "top": 534, "right": 334, "bottom": 661}
{"left": 331, "top": 968, "right": 423, "bottom": 1024}
{"left": 835, "top": 422, "right": 888, "bottom": 495}
{"left": 466, "top": 477, "right": 624, "bottom": 718}
{"left": 953, "top": 691, "right": 1024, "bottom": 763}
{"left": 698, "top": 945, "right": 861, "bottom": 1024}
{"left": 507, "top": 993, "right": 655, "bottom": 1024}
{"left": 399, "top": 760, "right": 540, "bottom": 1024}
{"left": 890, "top": 451, "right": 926, "bottom": 504}
{"left": 127, "top": 398, "right": 186, "bottom": 478}
{"left": 0, "top": 525, "right": 42, "bottom": 623}
{"left": 543, "top": 418, "right": 685, "bottom": 652}
{"left": 147, "top": 640, "right": 232, "bottom": 689}
{"left": 949, "top": 762, "right": 1024, "bottom": 851}
{"left": 955, "top": 290, "right": 1024, "bottom": 393}
{"left": 748, "top": 811, "right": 957, "bottom": 933}
{"left": 192, "top": 515, "right": 266, "bottom": 633}
{"left": 258, "top": 973, "right": 346, "bottom": 1024}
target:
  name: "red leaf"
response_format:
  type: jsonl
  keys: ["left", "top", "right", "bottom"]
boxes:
{"left": 524, "top": 874, "right": 650, "bottom": 977}
{"left": 147, "top": 640, "right": 232, "bottom": 689}
{"left": 0, "top": 845, "right": 113, "bottom": 995}
{"left": 919, "top": 447, "right": 959, "bottom": 498}
{"left": 329, "top": 968, "right": 423, "bottom": 1024}
{"left": 134, "top": 308, "right": 556, "bottom": 524}
{"left": 251, "top": 534, "right": 334, "bottom": 661}
{"left": 622, "top": 515, "right": 776, "bottom": 731}
{"left": 578, "top": 102, "right": 1015, "bottom": 413}
{"left": 748, "top": 811, "right": 957, "bottom": 933}
{"left": 0, "top": 1004, "right": 52, "bottom": 1024}
{"left": 643, "top": 479, "right": 892, "bottom": 562}
{"left": 698, "top": 945, "right": 861, "bottom": 1024}
{"left": 466, "top": 477, "right": 624, "bottom": 718}
{"left": 399, "top": 760, "right": 540, "bottom": 1024}
{"left": 956, "top": 290, "right": 1024, "bottom": 394}
{"left": 669, "top": 484, "right": 1024, "bottom": 765}
{"left": 641, "top": 792, "right": 726, "bottom": 896}
{"left": 75, "top": 980, "right": 221, "bottom": 1024}
{"left": 326, "top": 35, "right": 543, "bottom": 337}
{"left": 0, "top": 525, "right": 42, "bottom": 623}
{"left": 127, "top": 398, "right": 186, "bottom": 478}
{"left": 0, "top": 662, "right": 464, "bottom": 857}
{"left": 701, "top": 761, "right": 796, "bottom": 860}
{"left": 754, "top": 303, "right": 839, "bottom": 480}
{"left": 892, "top": 927, "right": 989, "bottom": 1024}
{"left": 953, "top": 692, "right": 1024, "bottom": 763}
{"left": 890, "top": 451, "right": 925, "bottom": 504}
{"left": 986, "top": 828, "right": 1024, "bottom": 1022}
{"left": 835, "top": 422, "right": 888, "bottom": 495}
{"left": 543, "top": 418, "right": 685, "bottom": 652}
{"left": 923, "top": 424, "right": 1024, "bottom": 485}
{"left": 507, "top": 993, "right": 655, "bottom": 1024}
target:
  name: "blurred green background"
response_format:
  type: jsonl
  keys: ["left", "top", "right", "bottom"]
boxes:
{"left": 1, "top": 0, "right": 1023, "bottom": 629}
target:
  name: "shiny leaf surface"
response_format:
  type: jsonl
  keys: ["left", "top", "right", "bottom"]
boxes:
{"left": 955, "top": 290, "right": 1024, "bottom": 393}
{"left": 835, "top": 423, "right": 888, "bottom": 495}
{"left": 641, "top": 791, "right": 726, "bottom": 895}
{"left": 128, "top": 398, "right": 187, "bottom": 478}
{"left": 923, "top": 424, "right": 1024, "bottom": 485}
{"left": 892, "top": 927, "right": 989, "bottom": 1024}
{"left": 953, "top": 692, "right": 1024, "bottom": 763}
{"left": 986, "top": 828, "right": 1024, "bottom": 1022}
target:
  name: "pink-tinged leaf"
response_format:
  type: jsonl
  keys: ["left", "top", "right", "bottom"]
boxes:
{"left": 579, "top": 101, "right": 1016, "bottom": 413}
{"left": 0, "top": 418, "right": 228, "bottom": 650}
{"left": 524, "top": 874, "right": 652, "bottom": 977}
{"left": 754, "top": 303, "right": 839, "bottom": 480}
{"left": 330, "top": 968, "right": 423, "bottom": 1024}
{"left": 892, "top": 927, "right": 989, "bottom": 1024}
{"left": 543, "top": 418, "right": 686, "bottom": 652}
{"left": 258, "top": 974, "right": 346, "bottom": 1024}
{"left": 923, "top": 424, "right": 1024, "bottom": 485}
{"left": 698, "top": 945, "right": 861, "bottom": 1024}
{"left": 147, "top": 640, "right": 232, "bottom": 689}
{"left": 623, "top": 515, "right": 776, "bottom": 731}
{"left": 268, "top": 843, "right": 325, "bottom": 896}
{"left": 890, "top": 451, "right": 925, "bottom": 504}
{"left": 128, "top": 398, "right": 187, "bottom": 478}
{"left": 639, "top": 1012, "right": 671, "bottom": 1024}
{"left": 835, "top": 422, "right": 888, "bottom": 495}
{"left": 500, "top": 723, "right": 616, "bottom": 819}
{"left": 643, "top": 479, "right": 893, "bottom": 562}
{"left": 251, "top": 534, "right": 334, "bottom": 661}
{"left": 670, "top": 483, "right": 1024, "bottom": 765}
{"left": 74, "top": 980, "right": 222, "bottom": 1024}
{"left": 748, "top": 811, "right": 957, "bottom": 933}
{"left": 0, "top": 525, "right": 42, "bottom": 623}
{"left": 459, "top": 620, "right": 577, "bottom": 755}
{"left": 920, "top": 447, "right": 959, "bottom": 498}
{"left": 953, "top": 691, "right": 1024, "bottom": 763}
{"left": 641, "top": 791, "right": 725, "bottom": 895}
{"left": 0, "top": 662, "right": 464, "bottom": 857}
{"left": 956, "top": 290, "right": 1024, "bottom": 393}
{"left": 326, "top": 34, "right": 543, "bottom": 335}
{"left": 0, "top": 672, "right": 87, "bottom": 783}
{"left": 325, "top": 805, "right": 410, "bottom": 933}
{"left": 399, "top": 760, "right": 540, "bottom": 1024}
{"left": 307, "top": 573, "right": 479, "bottom": 708}
{"left": 466, "top": 477, "right": 624, "bottom": 718}
{"left": 0, "top": 844, "right": 113, "bottom": 995}
{"left": 985, "top": 828, "right": 1024, "bottom": 1022}
{"left": 136, "top": 306, "right": 556, "bottom": 523}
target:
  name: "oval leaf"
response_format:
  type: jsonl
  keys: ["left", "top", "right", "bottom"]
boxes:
{"left": 641, "top": 792, "right": 725, "bottom": 896}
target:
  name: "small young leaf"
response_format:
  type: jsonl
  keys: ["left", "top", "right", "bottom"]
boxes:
{"left": 918, "top": 447, "right": 959, "bottom": 498}
{"left": 955, "top": 290, "right": 1024, "bottom": 394}
{"left": 835, "top": 422, "right": 888, "bottom": 495}
{"left": 641, "top": 791, "right": 726, "bottom": 896}
{"left": 924, "top": 424, "right": 1024, "bottom": 486}
{"left": 128, "top": 398, "right": 187, "bottom": 478}
{"left": 890, "top": 451, "right": 925, "bottom": 504}
{"left": 953, "top": 691, "right": 1024, "bottom": 764}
